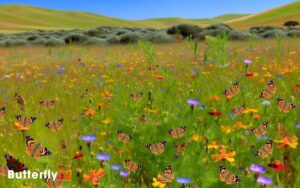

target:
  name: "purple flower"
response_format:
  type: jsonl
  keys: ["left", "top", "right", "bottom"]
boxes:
{"left": 56, "top": 71, "right": 63, "bottom": 75}
{"left": 176, "top": 177, "right": 191, "bottom": 184}
{"left": 188, "top": 99, "right": 199, "bottom": 106}
{"left": 110, "top": 164, "right": 122, "bottom": 171}
{"left": 58, "top": 66, "right": 65, "bottom": 71}
{"left": 244, "top": 59, "right": 252, "bottom": 65}
{"left": 250, "top": 164, "right": 266, "bottom": 174}
{"left": 120, "top": 170, "right": 129, "bottom": 177}
{"left": 96, "top": 153, "right": 111, "bottom": 161}
{"left": 81, "top": 135, "right": 97, "bottom": 142}
{"left": 296, "top": 124, "right": 300, "bottom": 129}
{"left": 36, "top": 81, "right": 41, "bottom": 85}
{"left": 257, "top": 176, "right": 272, "bottom": 185}
{"left": 116, "top": 64, "right": 122, "bottom": 67}
{"left": 276, "top": 75, "right": 284, "bottom": 79}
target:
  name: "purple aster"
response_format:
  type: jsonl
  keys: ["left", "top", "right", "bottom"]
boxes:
{"left": 120, "top": 170, "right": 129, "bottom": 177}
{"left": 96, "top": 153, "right": 111, "bottom": 161}
{"left": 116, "top": 64, "right": 122, "bottom": 67}
{"left": 250, "top": 164, "right": 266, "bottom": 174}
{"left": 188, "top": 99, "right": 199, "bottom": 110}
{"left": 82, "top": 134, "right": 96, "bottom": 147}
{"left": 56, "top": 71, "right": 63, "bottom": 75}
{"left": 36, "top": 81, "right": 41, "bottom": 85}
{"left": 176, "top": 177, "right": 191, "bottom": 184}
{"left": 257, "top": 176, "right": 272, "bottom": 185}
{"left": 58, "top": 66, "right": 65, "bottom": 71}
{"left": 296, "top": 124, "right": 300, "bottom": 129}
{"left": 244, "top": 59, "right": 252, "bottom": 65}
{"left": 110, "top": 164, "right": 122, "bottom": 171}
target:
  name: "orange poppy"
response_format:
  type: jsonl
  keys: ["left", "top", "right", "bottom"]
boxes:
{"left": 84, "top": 108, "right": 96, "bottom": 116}
{"left": 101, "top": 91, "right": 112, "bottom": 98}
{"left": 83, "top": 169, "right": 105, "bottom": 185}
{"left": 211, "top": 148, "right": 235, "bottom": 163}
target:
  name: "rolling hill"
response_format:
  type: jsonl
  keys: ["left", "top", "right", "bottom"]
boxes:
{"left": 227, "top": 1, "right": 300, "bottom": 28}
{"left": 0, "top": 4, "right": 247, "bottom": 33}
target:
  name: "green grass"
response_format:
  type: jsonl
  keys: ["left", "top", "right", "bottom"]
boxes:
{"left": 228, "top": 1, "right": 300, "bottom": 28}
{"left": 0, "top": 39, "right": 299, "bottom": 188}
{"left": 0, "top": 4, "right": 247, "bottom": 33}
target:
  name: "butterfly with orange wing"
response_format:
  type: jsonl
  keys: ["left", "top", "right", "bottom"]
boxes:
{"left": 25, "top": 135, "right": 51, "bottom": 158}
{"left": 145, "top": 141, "right": 166, "bottom": 155}
{"left": 13, "top": 92, "right": 25, "bottom": 111}
{"left": 45, "top": 119, "right": 64, "bottom": 132}
{"left": 219, "top": 166, "right": 241, "bottom": 185}
{"left": 223, "top": 82, "right": 239, "bottom": 100}
{"left": 277, "top": 98, "right": 296, "bottom": 113}
{"left": 0, "top": 107, "right": 5, "bottom": 118}
{"left": 255, "top": 140, "right": 273, "bottom": 158}
{"left": 124, "top": 160, "right": 141, "bottom": 173}
{"left": 117, "top": 130, "right": 132, "bottom": 143}
{"left": 175, "top": 141, "right": 188, "bottom": 153}
{"left": 250, "top": 122, "right": 269, "bottom": 137}
{"left": 259, "top": 80, "right": 276, "bottom": 99}
{"left": 156, "top": 166, "right": 174, "bottom": 184}
{"left": 44, "top": 177, "right": 62, "bottom": 188}
{"left": 40, "top": 100, "right": 55, "bottom": 109}
{"left": 169, "top": 126, "right": 186, "bottom": 139}
{"left": 14, "top": 115, "right": 36, "bottom": 130}
{"left": 4, "top": 154, "right": 28, "bottom": 172}
{"left": 130, "top": 92, "right": 143, "bottom": 100}
{"left": 233, "top": 104, "right": 245, "bottom": 115}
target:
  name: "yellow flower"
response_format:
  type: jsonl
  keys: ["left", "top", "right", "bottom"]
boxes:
{"left": 191, "top": 134, "right": 200, "bottom": 142}
{"left": 264, "top": 72, "right": 272, "bottom": 77}
{"left": 211, "top": 148, "right": 235, "bottom": 163}
{"left": 207, "top": 141, "right": 219, "bottom": 150}
{"left": 243, "top": 108, "right": 258, "bottom": 114}
{"left": 221, "top": 126, "right": 232, "bottom": 134}
{"left": 102, "top": 118, "right": 112, "bottom": 125}
{"left": 235, "top": 121, "right": 249, "bottom": 129}
{"left": 152, "top": 175, "right": 166, "bottom": 188}
{"left": 274, "top": 136, "right": 298, "bottom": 149}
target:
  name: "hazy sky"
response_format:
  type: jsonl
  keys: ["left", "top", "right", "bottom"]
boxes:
{"left": 0, "top": 0, "right": 296, "bottom": 19}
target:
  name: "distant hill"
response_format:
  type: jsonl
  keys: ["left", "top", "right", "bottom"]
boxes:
{"left": 227, "top": 1, "right": 300, "bottom": 29}
{"left": 0, "top": 4, "right": 247, "bottom": 33}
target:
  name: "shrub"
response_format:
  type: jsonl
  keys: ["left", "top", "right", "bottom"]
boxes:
{"left": 200, "top": 24, "right": 232, "bottom": 38}
{"left": 287, "top": 29, "right": 300, "bottom": 37}
{"left": 0, "top": 39, "right": 27, "bottom": 46}
{"left": 32, "top": 37, "right": 48, "bottom": 45}
{"left": 167, "top": 24, "right": 202, "bottom": 38}
{"left": 64, "top": 31, "right": 87, "bottom": 44}
{"left": 143, "top": 31, "right": 174, "bottom": 43}
{"left": 106, "top": 34, "right": 120, "bottom": 44}
{"left": 84, "top": 37, "right": 108, "bottom": 45}
{"left": 261, "top": 29, "right": 287, "bottom": 38}
{"left": 228, "top": 30, "right": 252, "bottom": 40}
{"left": 119, "top": 32, "right": 141, "bottom": 44}
{"left": 283, "top": 20, "right": 299, "bottom": 27}
{"left": 46, "top": 38, "right": 65, "bottom": 46}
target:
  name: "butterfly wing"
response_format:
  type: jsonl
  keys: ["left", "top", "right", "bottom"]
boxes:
{"left": 5, "top": 154, "right": 27, "bottom": 172}
{"left": 255, "top": 140, "right": 273, "bottom": 158}
{"left": 25, "top": 136, "right": 51, "bottom": 158}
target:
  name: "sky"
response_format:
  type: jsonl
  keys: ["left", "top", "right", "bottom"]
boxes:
{"left": 0, "top": 0, "right": 296, "bottom": 20}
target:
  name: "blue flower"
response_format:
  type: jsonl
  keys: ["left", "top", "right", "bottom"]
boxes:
{"left": 257, "top": 176, "right": 272, "bottom": 185}
{"left": 296, "top": 124, "right": 300, "bottom": 129}
{"left": 120, "top": 170, "right": 129, "bottom": 177}
{"left": 36, "top": 81, "right": 41, "bottom": 85}
{"left": 187, "top": 99, "right": 199, "bottom": 106}
{"left": 81, "top": 135, "right": 97, "bottom": 142}
{"left": 200, "top": 105, "right": 206, "bottom": 109}
{"left": 276, "top": 75, "right": 284, "bottom": 79}
{"left": 110, "top": 164, "right": 122, "bottom": 171}
{"left": 56, "top": 71, "right": 63, "bottom": 75}
{"left": 116, "top": 64, "right": 122, "bottom": 67}
{"left": 176, "top": 177, "right": 191, "bottom": 184}
{"left": 250, "top": 164, "right": 266, "bottom": 173}
{"left": 96, "top": 154, "right": 111, "bottom": 161}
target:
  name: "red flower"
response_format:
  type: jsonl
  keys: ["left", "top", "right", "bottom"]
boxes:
{"left": 245, "top": 72, "right": 254, "bottom": 77}
{"left": 296, "top": 83, "right": 300, "bottom": 87}
{"left": 268, "top": 160, "right": 286, "bottom": 171}
{"left": 208, "top": 110, "right": 221, "bottom": 116}
{"left": 73, "top": 152, "right": 84, "bottom": 160}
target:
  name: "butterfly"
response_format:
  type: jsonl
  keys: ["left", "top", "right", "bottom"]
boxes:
{"left": 0, "top": 107, "right": 5, "bottom": 118}
{"left": 145, "top": 141, "right": 166, "bottom": 155}
{"left": 136, "top": 113, "right": 147, "bottom": 123}
{"left": 117, "top": 131, "right": 132, "bottom": 143}
{"left": 45, "top": 119, "right": 64, "bottom": 132}
{"left": 157, "top": 166, "right": 174, "bottom": 183}
{"left": 25, "top": 135, "right": 52, "bottom": 158}
{"left": 77, "top": 58, "right": 85, "bottom": 67}
{"left": 175, "top": 141, "right": 188, "bottom": 153}
{"left": 130, "top": 92, "right": 143, "bottom": 100}
{"left": 4, "top": 154, "right": 28, "bottom": 172}
{"left": 124, "top": 160, "right": 141, "bottom": 173}
{"left": 169, "top": 126, "right": 186, "bottom": 138}
{"left": 44, "top": 177, "right": 62, "bottom": 188}
{"left": 277, "top": 98, "right": 296, "bottom": 113}
{"left": 40, "top": 100, "right": 55, "bottom": 109}
{"left": 149, "top": 65, "right": 159, "bottom": 72}
{"left": 223, "top": 82, "right": 239, "bottom": 100}
{"left": 233, "top": 104, "right": 245, "bottom": 115}
{"left": 14, "top": 92, "right": 25, "bottom": 111}
{"left": 219, "top": 166, "right": 241, "bottom": 185}
{"left": 259, "top": 80, "right": 276, "bottom": 99}
{"left": 250, "top": 122, "right": 269, "bottom": 137}
{"left": 14, "top": 115, "right": 36, "bottom": 130}
{"left": 255, "top": 140, "right": 273, "bottom": 158}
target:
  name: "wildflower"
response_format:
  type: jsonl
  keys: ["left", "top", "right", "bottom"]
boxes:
{"left": 253, "top": 114, "right": 261, "bottom": 121}
{"left": 176, "top": 177, "right": 191, "bottom": 185}
{"left": 96, "top": 154, "right": 111, "bottom": 162}
{"left": 243, "top": 108, "right": 258, "bottom": 114}
{"left": 120, "top": 170, "right": 129, "bottom": 177}
{"left": 154, "top": 75, "right": 164, "bottom": 81}
{"left": 208, "top": 109, "right": 221, "bottom": 116}
{"left": 187, "top": 99, "right": 199, "bottom": 110}
{"left": 261, "top": 100, "right": 271, "bottom": 105}
{"left": 244, "top": 59, "right": 252, "bottom": 65}
{"left": 73, "top": 152, "right": 84, "bottom": 160}
{"left": 152, "top": 175, "right": 167, "bottom": 188}
{"left": 209, "top": 96, "right": 220, "bottom": 101}
{"left": 82, "top": 134, "right": 96, "bottom": 147}
{"left": 84, "top": 108, "right": 96, "bottom": 116}
{"left": 211, "top": 148, "right": 235, "bottom": 163}
{"left": 83, "top": 169, "right": 105, "bottom": 185}
{"left": 102, "top": 118, "right": 112, "bottom": 125}
{"left": 221, "top": 126, "right": 232, "bottom": 134}
{"left": 101, "top": 91, "right": 112, "bottom": 98}
{"left": 235, "top": 121, "right": 249, "bottom": 129}
{"left": 257, "top": 176, "right": 272, "bottom": 186}
{"left": 191, "top": 134, "right": 200, "bottom": 142}
{"left": 207, "top": 141, "right": 219, "bottom": 150}
{"left": 296, "top": 124, "right": 300, "bottom": 129}
{"left": 268, "top": 160, "right": 286, "bottom": 171}
{"left": 110, "top": 164, "right": 122, "bottom": 171}
{"left": 250, "top": 164, "right": 266, "bottom": 174}
{"left": 274, "top": 136, "right": 298, "bottom": 149}
{"left": 245, "top": 72, "right": 254, "bottom": 77}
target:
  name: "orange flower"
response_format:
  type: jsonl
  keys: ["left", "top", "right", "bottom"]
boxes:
{"left": 154, "top": 75, "right": 164, "bottom": 81}
{"left": 101, "top": 91, "right": 112, "bottom": 98}
{"left": 209, "top": 96, "right": 220, "bottom": 101}
{"left": 235, "top": 121, "right": 249, "bottom": 129}
{"left": 14, "top": 122, "right": 30, "bottom": 131}
{"left": 191, "top": 134, "right": 200, "bottom": 142}
{"left": 84, "top": 108, "right": 96, "bottom": 116}
{"left": 211, "top": 148, "right": 235, "bottom": 163}
{"left": 274, "top": 136, "right": 298, "bottom": 149}
{"left": 207, "top": 141, "right": 219, "bottom": 150}
{"left": 83, "top": 169, "right": 105, "bottom": 185}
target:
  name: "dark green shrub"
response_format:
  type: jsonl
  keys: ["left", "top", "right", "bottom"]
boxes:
{"left": 119, "top": 32, "right": 141, "bottom": 44}
{"left": 167, "top": 24, "right": 202, "bottom": 38}
{"left": 106, "top": 34, "right": 120, "bottom": 44}
{"left": 261, "top": 29, "right": 287, "bottom": 38}
{"left": 46, "top": 38, "right": 65, "bottom": 46}
{"left": 64, "top": 31, "right": 87, "bottom": 44}
{"left": 84, "top": 37, "right": 108, "bottom": 45}
{"left": 287, "top": 29, "right": 300, "bottom": 37}
{"left": 143, "top": 31, "right": 173, "bottom": 43}
{"left": 228, "top": 30, "right": 252, "bottom": 40}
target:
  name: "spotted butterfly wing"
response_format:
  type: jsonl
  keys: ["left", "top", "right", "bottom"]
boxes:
{"left": 45, "top": 177, "right": 62, "bottom": 188}
{"left": 0, "top": 107, "right": 5, "bottom": 118}
{"left": 175, "top": 141, "right": 188, "bottom": 153}
{"left": 25, "top": 135, "right": 51, "bottom": 158}
{"left": 157, "top": 166, "right": 174, "bottom": 183}
{"left": 255, "top": 140, "right": 273, "bottom": 158}
{"left": 223, "top": 82, "right": 239, "bottom": 100}
{"left": 45, "top": 119, "right": 64, "bottom": 132}
{"left": 13, "top": 92, "right": 25, "bottom": 111}
{"left": 145, "top": 141, "right": 166, "bottom": 155}
{"left": 117, "top": 131, "right": 132, "bottom": 143}
{"left": 124, "top": 160, "right": 141, "bottom": 173}
{"left": 5, "top": 154, "right": 28, "bottom": 172}
{"left": 277, "top": 98, "right": 296, "bottom": 113}
{"left": 219, "top": 166, "right": 241, "bottom": 185}
{"left": 14, "top": 115, "right": 36, "bottom": 130}
{"left": 40, "top": 100, "right": 55, "bottom": 109}
{"left": 130, "top": 92, "right": 143, "bottom": 100}
{"left": 250, "top": 122, "right": 269, "bottom": 137}
{"left": 169, "top": 126, "right": 186, "bottom": 138}
{"left": 233, "top": 104, "right": 245, "bottom": 115}
{"left": 259, "top": 80, "right": 276, "bottom": 99}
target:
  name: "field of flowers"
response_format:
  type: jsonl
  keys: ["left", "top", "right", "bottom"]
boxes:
{"left": 0, "top": 39, "right": 299, "bottom": 188}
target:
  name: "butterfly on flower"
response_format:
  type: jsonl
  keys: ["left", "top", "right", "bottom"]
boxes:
{"left": 219, "top": 166, "right": 241, "bottom": 185}
{"left": 14, "top": 115, "right": 36, "bottom": 131}
{"left": 124, "top": 160, "right": 141, "bottom": 173}
{"left": 24, "top": 135, "right": 52, "bottom": 158}
{"left": 156, "top": 166, "right": 174, "bottom": 183}
{"left": 0, "top": 107, "right": 5, "bottom": 118}
{"left": 250, "top": 122, "right": 269, "bottom": 137}
{"left": 233, "top": 104, "right": 245, "bottom": 115}
{"left": 169, "top": 126, "right": 186, "bottom": 138}
{"left": 117, "top": 130, "right": 132, "bottom": 143}
{"left": 277, "top": 98, "right": 296, "bottom": 113}
{"left": 39, "top": 100, "right": 55, "bottom": 109}
{"left": 223, "top": 82, "right": 239, "bottom": 100}
{"left": 259, "top": 80, "right": 276, "bottom": 99}
{"left": 255, "top": 140, "right": 273, "bottom": 158}
{"left": 45, "top": 119, "right": 64, "bottom": 132}
{"left": 145, "top": 141, "right": 166, "bottom": 155}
